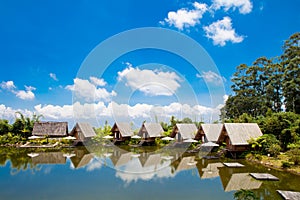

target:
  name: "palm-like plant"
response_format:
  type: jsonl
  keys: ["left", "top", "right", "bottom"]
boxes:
{"left": 234, "top": 189, "right": 259, "bottom": 200}
{"left": 14, "top": 112, "right": 43, "bottom": 137}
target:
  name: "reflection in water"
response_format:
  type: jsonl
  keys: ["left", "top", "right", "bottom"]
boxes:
{"left": 1, "top": 146, "right": 300, "bottom": 200}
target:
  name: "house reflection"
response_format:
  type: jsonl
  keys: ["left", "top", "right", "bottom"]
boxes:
{"left": 31, "top": 152, "right": 66, "bottom": 165}
{"left": 70, "top": 148, "right": 94, "bottom": 169}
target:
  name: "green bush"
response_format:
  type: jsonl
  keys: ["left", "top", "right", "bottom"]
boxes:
{"left": 287, "top": 148, "right": 300, "bottom": 165}
{"left": 282, "top": 161, "right": 292, "bottom": 168}
{"left": 267, "top": 144, "right": 281, "bottom": 157}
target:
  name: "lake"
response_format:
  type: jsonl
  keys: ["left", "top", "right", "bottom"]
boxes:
{"left": 0, "top": 146, "right": 299, "bottom": 200}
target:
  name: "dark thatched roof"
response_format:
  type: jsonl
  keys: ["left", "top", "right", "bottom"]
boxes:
{"left": 32, "top": 122, "right": 68, "bottom": 137}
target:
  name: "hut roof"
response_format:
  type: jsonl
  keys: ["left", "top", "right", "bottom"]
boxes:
{"left": 223, "top": 173, "right": 262, "bottom": 192}
{"left": 201, "top": 124, "right": 223, "bottom": 142}
{"left": 111, "top": 122, "right": 134, "bottom": 137}
{"left": 32, "top": 122, "right": 68, "bottom": 137}
{"left": 140, "top": 122, "right": 163, "bottom": 138}
{"left": 70, "top": 122, "right": 96, "bottom": 138}
{"left": 174, "top": 123, "right": 198, "bottom": 139}
{"left": 223, "top": 123, "right": 263, "bottom": 145}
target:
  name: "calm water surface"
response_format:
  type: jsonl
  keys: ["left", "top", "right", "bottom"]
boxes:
{"left": 0, "top": 146, "right": 299, "bottom": 200}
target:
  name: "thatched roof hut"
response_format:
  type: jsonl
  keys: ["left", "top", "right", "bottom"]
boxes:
{"left": 170, "top": 123, "right": 198, "bottom": 141}
{"left": 138, "top": 122, "right": 163, "bottom": 140}
{"left": 110, "top": 122, "right": 134, "bottom": 141}
{"left": 195, "top": 124, "right": 223, "bottom": 143}
{"left": 70, "top": 122, "right": 96, "bottom": 142}
{"left": 31, "top": 152, "right": 66, "bottom": 165}
{"left": 218, "top": 123, "right": 263, "bottom": 152}
{"left": 32, "top": 122, "right": 68, "bottom": 137}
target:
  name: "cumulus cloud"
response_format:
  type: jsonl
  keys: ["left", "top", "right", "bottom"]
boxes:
{"left": 161, "top": 2, "right": 208, "bottom": 30}
{"left": 0, "top": 104, "right": 33, "bottom": 120}
{"left": 211, "top": 0, "right": 253, "bottom": 14}
{"left": 0, "top": 81, "right": 36, "bottom": 100}
{"left": 89, "top": 77, "right": 107, "bottom": 87}
{"left": 0, "top": 81, "right": 16, "bottom": 90}
{"left": 117, "top": 64, "right": 182, "bottom": 96}
{"left": 33, "top": 101, "right": 222, "bottom": 124}
{"left": 49, "top": 73, "right": 58, "bottom": 81}
{"left": 203, "top": 16, "right": 244, "bottom": 46}
{"left": 65, "top": 78, "right": 116, "bottom": 102}
{"left": 15, "top": 86, "right": 36, "bottom": 100}
{"left": 196, "top": 71, "right": 226, "bottom": 85}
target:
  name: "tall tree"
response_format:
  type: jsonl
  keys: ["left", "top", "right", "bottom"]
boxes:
{"left": 282, "top": 32, "right": 300, "bottom": 113}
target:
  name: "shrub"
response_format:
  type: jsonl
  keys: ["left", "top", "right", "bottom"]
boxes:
{"left": 282, "top": 161, "right": 292, "bottom": 168}
{"left": 287, "top": 148, "right": 300, "bottom": 165}
{"left": 266, "top": 144, "right": 281, "bottom": 157}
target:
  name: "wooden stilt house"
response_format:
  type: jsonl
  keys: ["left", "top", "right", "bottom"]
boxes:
{"left": 138, "top": 122, "right": 163, "bottom": 143}
{"left": 110, "top": 122, "right": 134, "bottom": 143}
{"left": 170, "top": 123, "right": 198, "bottom": 142}
{"left": 195, "top": 124, "right": 223, "bottom": 143}
{"left": 217, "top": 123, "right": 263, "bottom": 152}
{"left": 69, "top": 122, "right": 96, "bottom": 143}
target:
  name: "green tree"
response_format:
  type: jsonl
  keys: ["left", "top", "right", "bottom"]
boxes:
{"left": 282, "top": 32, "right": 300, "bottom": 114}
{"left": 0, "top": 119, "right": 11, "bottom": 135}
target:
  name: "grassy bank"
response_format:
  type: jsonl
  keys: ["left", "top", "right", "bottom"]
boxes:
{"left": 246, "top": 153, "right": 300, "bottom": 175}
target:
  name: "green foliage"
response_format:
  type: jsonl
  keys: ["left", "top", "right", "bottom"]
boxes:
{"left": 0, "top": 133, "right": 25, "bottom": 145}
{"left": 94, "top": 120, "right": 112, "bottom": 136}
{"left": 281, "top": 161, "right": 292, "bottom": 168}
{"left": 287, "top": 148, "right": 300, "bottom": 165}
{"left": 260, "top": 112, "right": 300, "bottom": 150}
{"left": 129, "top": 138, "right": 140, "bottom": 145}
{"left": 249, "top": 134, "right": 280, "bottom": 155}
{"left": 234, "top": 189, "right": 259, "bottom": 200}
{"left": 0, "top": 119, "right": 11, "bottom": 135}
{"left": 266, "top": 144, "right": 281, "bottom": 157}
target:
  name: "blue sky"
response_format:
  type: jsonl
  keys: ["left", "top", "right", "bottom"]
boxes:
{"left": 0, "top": 0, "right": 299, "bottom": 127}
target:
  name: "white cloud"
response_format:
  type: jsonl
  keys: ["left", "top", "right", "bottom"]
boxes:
{"left": 161, "top": 2, "right": 208, "bottom": 30}
{"left": 196, "top": 71, "right": 226, "bottom": 85}
{"left": 89, "top": 76, "right": 107, "bottom": 87}
{"left": 0, "top": 81, "right": 35, "bottom": 100}
{"left": 32, "top": 100, "right": 222, "bottom": 125}
{"left": 203, "top": 16, "right": 244, "bottom": 46}
{"left": 0, "top": 104, "right": 33, "bottom": 120}
{"left": 117, "top": 64, "right": 182, "bottom": 96}
{"left": 0, "top": 81, "right": 16, "bottom": 90}
{"left": 49, "top": 73, "right": 58, "bottom": 81}
{"left": 65, "top": 78, "right": 116, "bottom": 102}
{"left": 211, "top": 0, "right": 253, "bottom": 14}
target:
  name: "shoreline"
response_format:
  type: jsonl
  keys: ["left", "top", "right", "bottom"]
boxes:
{"left": 246, "top": 156, "right": 300, "bottom": 176}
